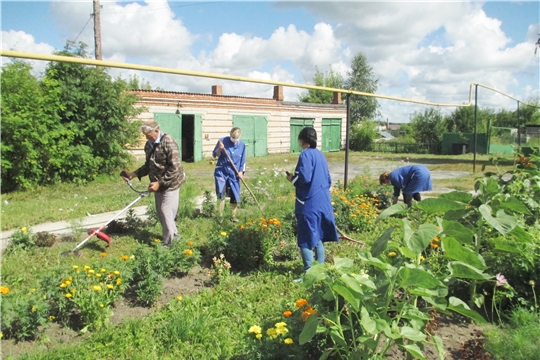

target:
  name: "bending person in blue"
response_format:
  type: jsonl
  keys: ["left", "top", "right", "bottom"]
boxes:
{"left": 287, "top": 127, "right": 339, "bottom": 281}
{"left": 379, "top": 165, "right": 432, "bottom": 207}
{"left": 213, "top": 127, "right": 247, "bottom": 222}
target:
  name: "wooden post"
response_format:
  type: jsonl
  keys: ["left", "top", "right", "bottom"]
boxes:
{"left": 93, "top": 0, "right": 102, "bottom": 60}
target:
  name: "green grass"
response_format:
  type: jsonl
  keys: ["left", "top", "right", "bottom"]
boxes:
{"left": 484, "top": 308, "right": 540, "bottom": 360}
{"left": 1, "top": 151, "right": 513, "bottom": 231}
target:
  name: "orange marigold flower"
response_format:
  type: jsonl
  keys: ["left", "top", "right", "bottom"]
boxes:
{"left": 295, "top": 298, "right": 308, "bottom": 308}
{"left": 430, "top": 243, "right": 439, "bottom": 249}
{"left": 100, "top": 252, "right": 107, "bottom": 257}
{"left": 283, "top": 310, "right": 293, "bottom": 317}
{"left": 121, "top": 255, "right": 129, "bottom": 261}
{"left": 186, "top": 241, "right": 194, "bottom": 246}
{"left": 0, "top": 286, "right": 10, "bottom": 295}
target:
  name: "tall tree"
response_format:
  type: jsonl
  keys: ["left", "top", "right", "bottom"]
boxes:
{"left": 445, "top": 106, "right": 491, "bottom": 134}
{"left": 298, "top": 66, "right": 344, "bottom": 104}
{"left": 410, "top": 108, "right": 447, "bottom": 153}
{"left": 45, "top": 41, "right": 142, "bottom": 177}
{"left": 345, "top": 52, "right": 379, "bottom": 124}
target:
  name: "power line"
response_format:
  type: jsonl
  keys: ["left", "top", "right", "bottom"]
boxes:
{"left": 73, "top": 15, "right": 92, "bottom": 43}
{"left": 98, "top": 2, "right": 221, "bottom": 16}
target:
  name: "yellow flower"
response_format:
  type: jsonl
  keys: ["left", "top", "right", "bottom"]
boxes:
{"left": 220, "top": 232, "right": 227, "bottom": 237}
{"left": 72, "top": 265, "right": 79, "bottom": 270}
{"left": 275, "top": 326, "right": 288, "bottom": 335}
{"left": 154, "top": 238, "right": 161, "bottom": 243}
{"left": 116, "top": 278, "right": 122, "bottom": 285}
{"left": 92, "top": 285, "right": 102, "bottom": 292}
{"left": 420, "top": 255, "right": 426, "bottom": 261}
{"left": 0, "top": 333, "right": 3, "bottom": 339}
{"left": 21, "top": 227, "right": 28, "bottom": 233}
{"left": 31, "top": 306, "right": 37, "bottom": 312}
{"left": 100, "top": 252, "right": 107, "bottom": 257}
{"left": 119, "top": 286, "right": 124, "bottom": 291}
{"left": 389, "top": 252, "right": 397, "bottom": 257}
{"left": 88, "top": 269, "right": 95, "bottom": 274}
{"left": 113, "top": 271, "right": 120, "bottom": 276}
{"left": 49, "top": 316, "right": 55, "bottom": 321}
{"left": 59, "top": 283, "right": 68, "bottom": 288}
{"left": 266, "top": 328, "right": 278, "bottom": 339}
{"left": 95, "top": 274, "right": 102, "bottom": 278}
{"left": 100, "top": 268, "right": 106, "bottom": 273}
{"left": 106, "top": 284, "right": 114, "bottom": 290}
{"left": 183, "top": 249, "right": 193, "bottom": 256}
{"left": 275, "top": 322, "right": 287, "bottom": 328}
{"left": 256, "top": 333, "right": 262, "bottom": 339}
{"left": 248, "top": 325, "right": 262, "bottom": 334}
{"left": 71, "top": 288, "right": 76, "bottom": 294}
{"left": 284, "top": 338, "right": 293, "bottom": 344}
{"left": 65, "top": 293, "right": 72, "bottom": 298}
{"left": 177, "top": 295, "right": 183, "bottom": 301}
{"left": 83, "top": 266, "right": 91, "bottom": 271}
{"left": 100, "top": 304, "right": 104, "bottom": 308}
{"left": 187, "top": 241, "right": 194, "bottom": 246}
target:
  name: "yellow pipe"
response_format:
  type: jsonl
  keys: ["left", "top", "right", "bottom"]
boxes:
{"left": 1, "top": 49, "right": 525, "bottom": 108}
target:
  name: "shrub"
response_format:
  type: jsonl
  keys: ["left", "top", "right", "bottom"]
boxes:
{"left": 35, "top": 231, "right": 56, "bottom": 247}
{"left": 5, "top": 228, "right": 35, "bottom": 253}
{"left": 0, "top": 289, "right": 50, "bottom": 341}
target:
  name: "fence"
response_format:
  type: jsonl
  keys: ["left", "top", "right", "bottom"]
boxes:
{"left": 368, "top": 142, "right": 439, "bottom": 154}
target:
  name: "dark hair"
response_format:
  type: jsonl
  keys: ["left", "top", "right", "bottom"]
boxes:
{"left": 298, "top": 127, "right": 317, "bottom": 148}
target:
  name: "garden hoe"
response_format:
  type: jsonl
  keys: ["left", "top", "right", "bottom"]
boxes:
{"left": 62, "top": 178, "right": 149, "bottom": 256}
{"left": 220, "top": 141, "right": 262, "bottom": 210}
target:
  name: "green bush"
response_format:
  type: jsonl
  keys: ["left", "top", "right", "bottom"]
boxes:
{"left": 349, "top": 121, "right": 379, "bottom": 151}
{"left": 0, "top": 291, "right": 50, "bottom": 341}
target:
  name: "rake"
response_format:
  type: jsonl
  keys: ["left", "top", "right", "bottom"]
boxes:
{"left": 337, "top": 227, "right": 366, "bottom": 247}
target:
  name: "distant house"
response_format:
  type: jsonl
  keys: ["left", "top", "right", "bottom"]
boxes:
{"left": 386, "top": 124, "right": 403, "bottom": 137}
{"left": 375, "top": 131, "right": 395, "bottom": 142}
{"left": 130, "top": 86, "right": 346, "bottom": 162}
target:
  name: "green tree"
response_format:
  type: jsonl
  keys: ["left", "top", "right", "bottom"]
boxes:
{"left": 1, "top": 61, "right": 74, "bottom": 192}
{"left": 410, "top": 108, "right": 447, "bottom": 153}
{"left": 344, "top": 52, "right": 379, "bottom": 124}
{"left": 349, "top": 120, "right": 379, "bottom": 151}
{"left": 298, "top": 66, "right": 344, "bottom": 104}
{"left": 445, "top": 106, "right": 491, "bottom": 134}
{"left": 45, "top": 41, "right": 142, "bottom": 177}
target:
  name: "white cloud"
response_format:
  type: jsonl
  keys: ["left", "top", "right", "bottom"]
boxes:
{"left": 1, "top": 30, "right": 55, "bottom": 75}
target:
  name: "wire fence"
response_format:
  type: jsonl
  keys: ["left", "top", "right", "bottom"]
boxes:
{"left": 367, "top": 142, "right": 439, "bottom": 154}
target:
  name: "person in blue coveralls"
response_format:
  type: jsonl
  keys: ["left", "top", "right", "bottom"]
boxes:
{"left": 379, "top": 165, "right": 432, "bottom": 207}
{"left": 287, "top": 127, "right": 339, "bottom": 281}
{"left": 213, "top": 127, "right": 246, "bottom": 222}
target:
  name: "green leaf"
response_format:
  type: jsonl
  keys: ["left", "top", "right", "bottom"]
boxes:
{"left": 441, "top": 220, "right": 474, "bottom": 244}
{"left": 493, "top": 237, "right": 521, "bottom": 253}
{"left": 448, "top": 261, "right": 490, "bottom": 280}
{"left": 447, "top": 297, "right": 487, "bottom": 324}
{"left": 473, "top": 293, "right": 485, "bottom": 308}
{"left": 333, "top": 284, "right": 360, "bottom": 311}
{"left": 439, "top": 191, "right": 473, "bottom": 204}
{"left": 442, "top": 237, "right": 487, "bottom": 270}
{"left": 330, "top": 329, "right": 347, "bottom": 347}
{"left": 482, "top": 177, "right": 501, "bottom": 198}
{"left": 333, "top": 257, "right": 354, "bottom": 270}
{"left": 299, "top": 312, "right": 319, "bottom": 345}
{"left": 340, "top": 274, "right": 365, "bottom": 294}
{"left": 371, "top": 227, "right": 395, "bottom": 257}
{"left": 400, "top": 326, "right": 427, "bottom": 342}
{"left": 416, "top": 198, "right": 466, "bottom": 215}
{"left": 402, "top": 344, "right": 426, "bottom": 360}
{"left": 361, "top": 307, "right": 377, "bottom": 335}
{"left": 498, "top": 196, "right": 532, "bottom": 215}
{"left": 405, "top": 224, "right": 440, "bottom": 255}
{"left": 377, "top": 203, "right": 408, "bottom": 221}
{"left": 443, "top": 209, "right": 468, "bottom": 221}
{"left": 303, "top": 264, "right": 327, "bottom": 287}
{"left": 422, "top": 296, "right": 447, "bottom": 311}
{"left": 509, "top": 226, "right": 533, "bottom": 244}
{"left": 433, "top": 335, "right": 445, "bottom": 360}
{"left": 398, "top": 267, "right": 442, "bottom": 289}
{"left": 478, "top": 205, "right": 517, "bottom": 235}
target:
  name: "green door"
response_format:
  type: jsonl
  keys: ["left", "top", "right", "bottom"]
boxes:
{"left": 193, "top": 114, "right": 203, "bottom": 162}
{"left": 154, "top": 113, "right": 182, "bottom": 157}
{"left": 290, "top": 118, "right": 314, "bottom": 153}
{"left": 322, "top": 118, "right": 342, "bottom": 152}
{"left": 232, "top": 115, "right": 268, "bottom": 157}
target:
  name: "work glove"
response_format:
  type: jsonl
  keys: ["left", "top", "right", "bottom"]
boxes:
{"left": 120, "top": 170, "right": 135, "bottom": 180}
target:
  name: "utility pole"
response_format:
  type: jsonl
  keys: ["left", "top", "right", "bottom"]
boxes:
{"left": 93, "top": 0, "right": 102, "bottom": 60}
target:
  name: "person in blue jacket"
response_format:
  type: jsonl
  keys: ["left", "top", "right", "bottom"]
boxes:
{"left": 379, "top": 165, "right": 432, "bottom": 207}
{"left": 287, "top": 127, "right": 339, "bottom": 280}
{"left": 213, "top": 127, "right": 246, "bottom": 222}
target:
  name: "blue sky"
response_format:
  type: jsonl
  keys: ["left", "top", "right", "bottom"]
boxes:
{"left": 2, "top": 1, "right": 539, "bottom": 123}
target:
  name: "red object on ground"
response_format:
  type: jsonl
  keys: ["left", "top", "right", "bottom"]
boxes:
{"left": 89, "top": 228, "right": 111, "bottom": 247}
